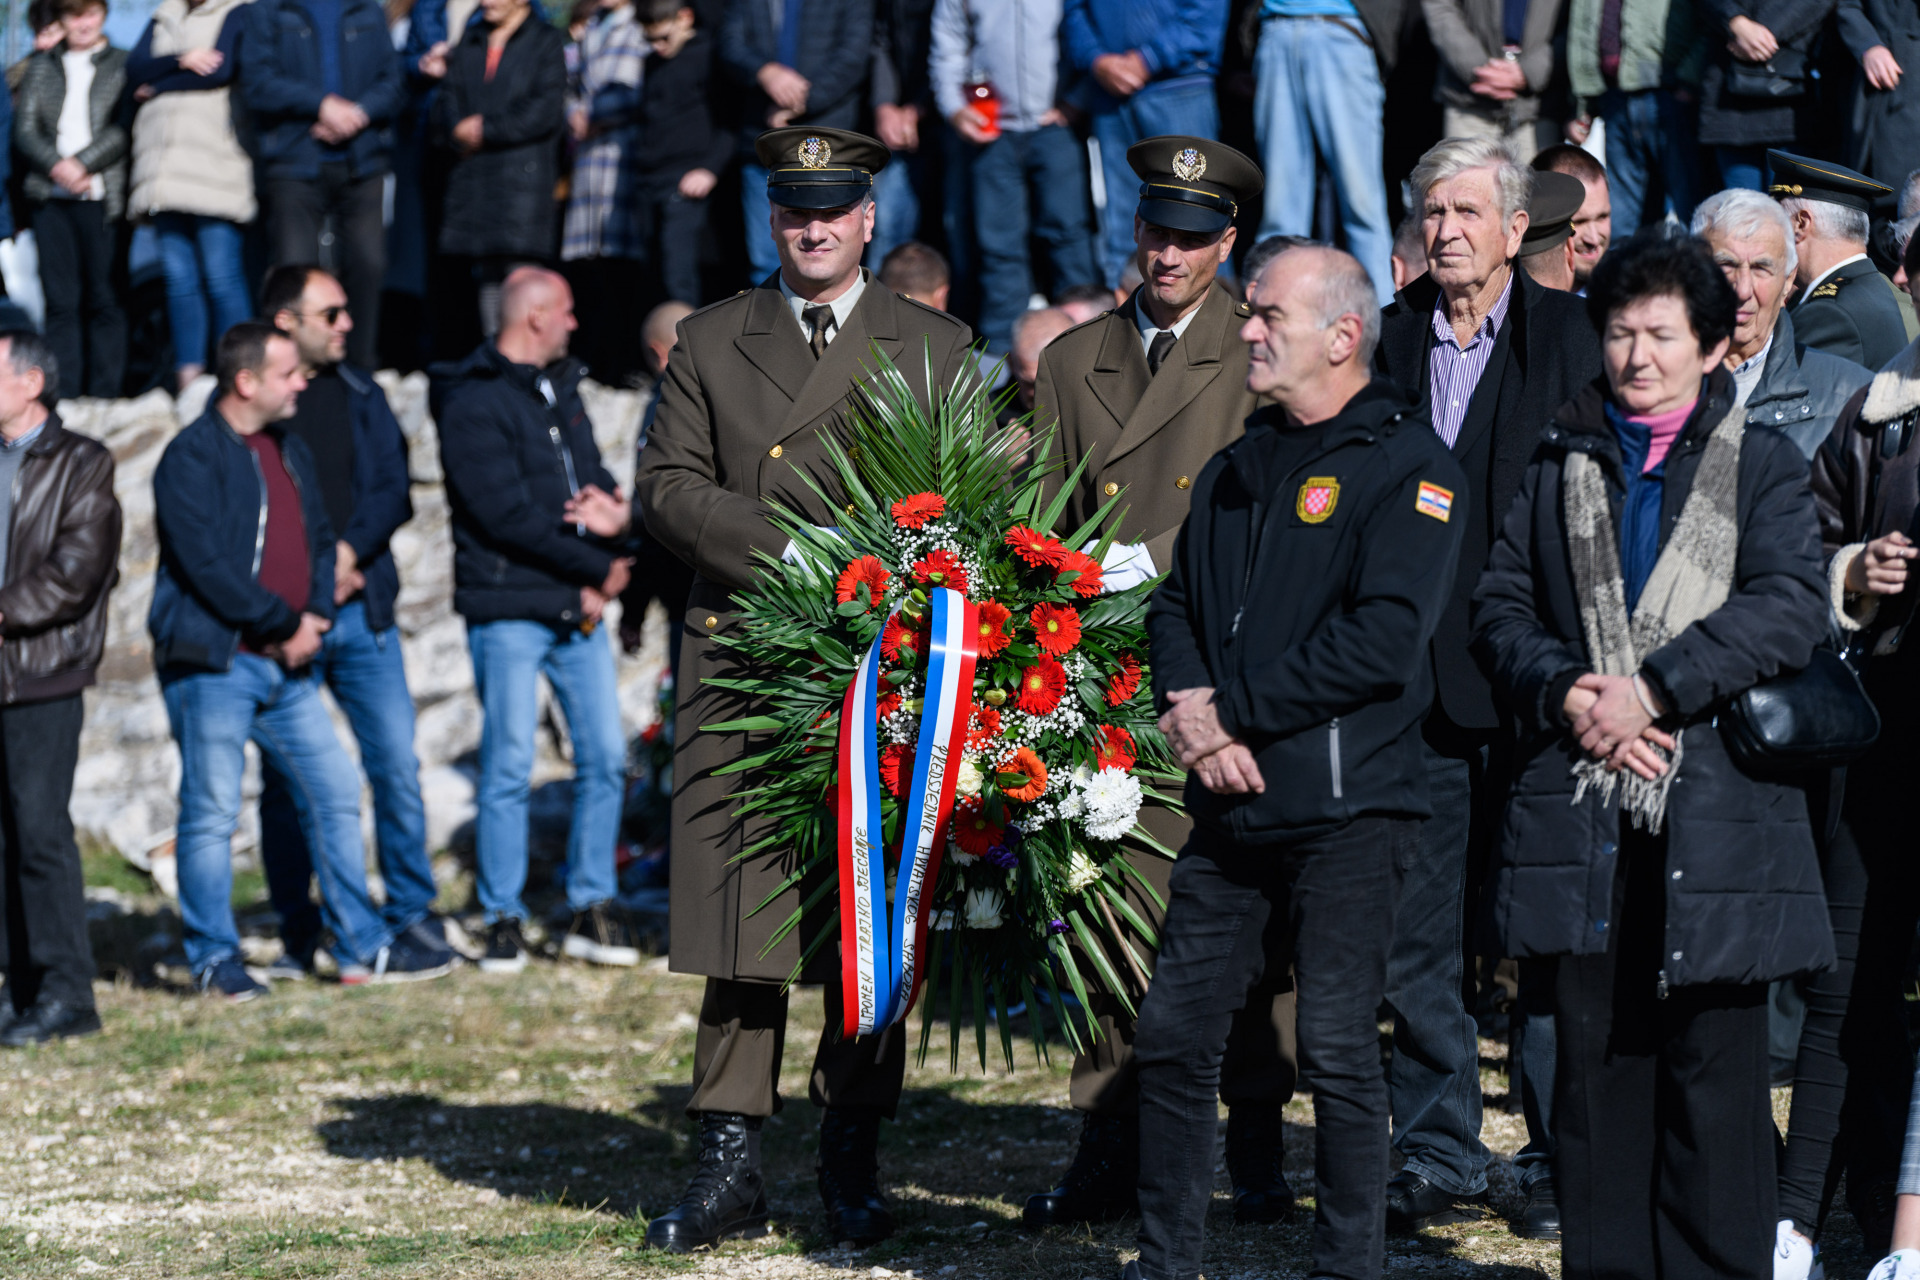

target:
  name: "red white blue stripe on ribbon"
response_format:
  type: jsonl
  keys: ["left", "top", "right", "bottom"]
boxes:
{"left": 835, "top": 586, "right": 980, "bottom": 1038}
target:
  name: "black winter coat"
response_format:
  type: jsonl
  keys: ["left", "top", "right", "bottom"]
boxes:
{"left": 1470, "top": 372, "right": 1835, "bottom": 987}
{"left": 1696, "top": 0, "right": 1833, "bottom": 147}
{"left": 1375, "top": 268, "right": 1604, "bottom": 732}
{"left": 1838, "top": 0, "right": 1920, "bottom": 185}
{"left": 1147, "top": 384, "right": 1468, "bottom": 843}
{"left": 430, "top": 344, "right": 621, "bottom": 625}
{"left": 433, "top": 16, "right": 566, "bottom": 258}
{"left": 719, "top": 0, "right": 873, "bottom": 138}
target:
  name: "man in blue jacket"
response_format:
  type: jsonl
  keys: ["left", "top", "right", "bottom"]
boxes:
{"left": 151, "top": 321, "right": 450, "bottom": 1000}
{"left": 241, "top": 0, "right": 406, "bottom": 369}
{"left": 1062, "top": 0, "right": 1229, "bottom": 286}
{"left": 255, "top": 264, "right": 454, "bottom": 979}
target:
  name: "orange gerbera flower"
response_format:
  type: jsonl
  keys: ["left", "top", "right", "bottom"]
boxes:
{"left": 1093, "top": 725, "right": 1138, "bottom": 771}
{"left": 891, "top": 492, "right": 946, "bottom": 528}
{"left": 875, "top": 690, "right": 902, "bottom": 722}
{"left": 1056, "top": 550, "right": 1104, "bottom": 598}
{"left": 1030, "top": 602, "right": 1082, "bottom": 656}
{"left": 834, "top": 556, "right": 890, "bottom": 610}
{"left": 996, "top": 747, "right": 1049, "bottom": 802}
{"left": 952, "top": 799, "right": 1004, "bottom": 856}
{"left": 879, "top": 743, "right": 913, "bottom": 797}
{"left": 974, "top": 600, "right": 1012, "bottom": 658}
{"left": 1005, "top": 524, "right": 1066, "bottom": 568}
{"left": 912, "top": 549, "right": 969, "bottom": 595}
{"left": 880, "top": 616, "right": 922, "bottom": 665}
{"left": 1104, "top": 653, "right": 1142, "bottom": 706}
{"left": 1015, "top": 655, "right": 1068, "bottom": 715}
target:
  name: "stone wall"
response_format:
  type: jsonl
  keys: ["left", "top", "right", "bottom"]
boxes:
{"left": 63, "top": 374, "right": 672, "bottom": 869}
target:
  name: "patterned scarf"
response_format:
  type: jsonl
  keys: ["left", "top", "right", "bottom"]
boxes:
{"left": 1562, "top": 394, "right": 1745, "bottom": 833}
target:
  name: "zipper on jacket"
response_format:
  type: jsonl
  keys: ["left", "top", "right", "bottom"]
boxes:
{"left": 549, "top": 423, "right": 584, "bottom": 537}
{"left": 1328, "top": 718, "right": 1343, "bottom": 799}
{"left": 246, "top": 448, "right": 267, "bottom": 576}
{"left": 1232, "top": 496, "right": 1264, "bottom": 636}
{"left": 1656, "top": 969, "right": 1669, "bottom": 1000}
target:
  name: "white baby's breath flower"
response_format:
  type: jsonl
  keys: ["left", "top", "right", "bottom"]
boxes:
{"left": 963, "top": 885, "right": 1005, "bottom": 930}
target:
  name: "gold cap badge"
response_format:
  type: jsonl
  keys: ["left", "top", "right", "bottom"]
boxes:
{"left": 1172, "top": 147, "right": 1207, "bottom": 182}
{"left": 797, "top": 136, "right": 832, "bottom": 169}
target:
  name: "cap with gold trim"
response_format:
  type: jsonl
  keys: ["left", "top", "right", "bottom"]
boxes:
{"left": 1764, "top": 150, "right": 1892, "bottom": 214}
{"left": 1520, "top": 170, "right": 1585, "bottom": 258}
{"left": 755, "top": 127, "right": 891, "bottom": 210}
{"left": 1127, "top": 135, "right": 1263, "bottom": 236}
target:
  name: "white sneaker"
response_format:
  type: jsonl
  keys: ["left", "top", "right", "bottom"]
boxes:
{"left": 1774, "top": 1219, "right": 1824, "bottom": 1280}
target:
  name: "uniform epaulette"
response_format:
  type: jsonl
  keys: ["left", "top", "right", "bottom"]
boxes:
{"left": 1810, "top": 277, "right": 1847, "bottom": 301}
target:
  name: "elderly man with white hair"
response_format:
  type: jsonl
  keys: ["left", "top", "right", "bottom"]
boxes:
{"left": 1769, "top": 149, "right": 1909, "bottom": 369}
{"left": 1373, "top": 134, "right": 1601, "bottom": 1240}
{"left": 1693, "top": 187, "right": 1871, "bottom": 460}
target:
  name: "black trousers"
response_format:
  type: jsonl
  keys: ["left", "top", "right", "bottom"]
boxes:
{"left": 634, "top": 176, "right": 709, "bottom": 310}
{"left": 0, "top": 695, "right": 91, "bottom": 1012}
{"left": 1555, "top": 822, "right": 1773, "bottom": 1280}
{"left": 1134, "top": 816, "right": 1411, "bottom": 1280}
{"left": 265, "top": 166, "right": 385, "bottom": 369}
{"left": 34, "top": 199, "right": 125, "bottom": 399}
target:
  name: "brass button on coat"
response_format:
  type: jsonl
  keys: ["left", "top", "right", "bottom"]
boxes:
{"left": 1176, "top": 476, "right": 1191, "bottom": 489}
{"left": 769, "top": 445, "right": 783, "bottom": 458}
{"left": 704, "top": 616, "right": 718, "bottom": 629}
{"left": 1103, "top": 481, "right": 1119, "bottom": 496}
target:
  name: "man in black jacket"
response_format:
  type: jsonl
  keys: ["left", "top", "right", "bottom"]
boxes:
{"left": 1135, "top": 243, "right": 1464, "bottom": 1280}
{"left": 1372, "top": 136, "right": 1602, "bottom": 1238}
{"left": 432, "top": 267, "right": 636, "bottom": 975}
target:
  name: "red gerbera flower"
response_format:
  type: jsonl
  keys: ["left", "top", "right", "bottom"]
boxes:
{"left": 996, "top": 747, "right": 1049, "bottom": 802}
{"left": 880, "top": 616, "right": 923, "bottom": 665}
{"left": 1015, "top": 655, "right": 1068, "bottom": 716}
{"left": 1030, "top": 602, "right": 1082, "bottom": 656}
{"left": 891, "top": 492, "right": 946, "bottom": 528}
{"left": 952, "top": 799, "right": 1004, "bottom": 856}
{"left": 968, "top": 702, "right": 1002, "bottom": 748}
{"left": 875, "top": 690, "right": 902, "bottom": 722}
{"left": 879, "top": 742, "right": 912, "bottom": 797}
{"left": 974, "top": 600, "right": 1012, "bottom": 659}
{"left": 1093, "top": 724, "right": 1138, "bottom": 772}
{"left": 1104, "top": 653, "right": 1143, "bottom": 707}
{"left": 1056, "top": 550, "right": 1104, "bottom": 598}
{"left": 912, "top": 549, "right": 969, "bottom": 595}
{"left": 1005, "top": 525, "right": 1067, "bottom": 568}
{"left": 803, "top": 708, "right": 835, "bottom": 754}
{"left": 834, "top": 556, "right": 890, "bottom": 610}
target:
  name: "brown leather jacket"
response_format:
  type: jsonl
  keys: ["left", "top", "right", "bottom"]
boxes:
{"left": 0, "top": 414, "right": 121, "bottom": 705}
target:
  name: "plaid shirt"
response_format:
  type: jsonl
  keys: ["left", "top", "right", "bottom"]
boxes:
{"left": 561, "top": 5, "right": 647, "bottom": 261}
{"left": 1427, "top": 275, "right": 1513, "bottom": 449}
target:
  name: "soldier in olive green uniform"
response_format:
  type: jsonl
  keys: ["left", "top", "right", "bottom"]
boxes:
{"left": 1769, "top": 151, "right": 1909, "bottom": 371}
{"left": 634, "top": 128, "right": 974, "bottom": 1254}
{"left": 1022, "top": 137, "right": 1300, "bottom": 1231}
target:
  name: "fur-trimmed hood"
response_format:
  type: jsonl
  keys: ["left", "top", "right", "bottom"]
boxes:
{"left": 1860, "top": 334, "right": 1920, "bottom": 424}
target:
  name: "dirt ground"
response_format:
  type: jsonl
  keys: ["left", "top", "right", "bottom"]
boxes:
{"left": 0, "top": 937, "right": 1880, "bottom": 1279}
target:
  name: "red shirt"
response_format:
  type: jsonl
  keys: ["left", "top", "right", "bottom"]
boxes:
{"left": 242, "top": 431, "right": 310, "bottom": 652}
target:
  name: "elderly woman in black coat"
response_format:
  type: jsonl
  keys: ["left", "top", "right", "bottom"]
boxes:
{"left": 1472, "top": 230, "right": 1834, "bottom": 1279}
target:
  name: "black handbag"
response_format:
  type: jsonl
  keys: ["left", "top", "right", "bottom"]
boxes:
{"left": 1721, "top": 648, "right": 1881, "bottom": 775}
{"left": 1725, "top": 46, "right": 1808, "bottom": 99}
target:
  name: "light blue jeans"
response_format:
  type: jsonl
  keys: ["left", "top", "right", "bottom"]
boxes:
{"left": 467, "top": 620, "right": 625, "bottom": 924}
{"left": 152, "top": 212, "right": 252, "bottom": 372}
{"left": 1252, "top": 16, "right": 1394, "bottom": 303}
{"left": 739, "top": 161, "right": 780, "bottom": 283}
{"left": 163, "top": 654, "right": 390, "bottom": 974}
{"left": 1090, "top": 75, "right": 1220, "bottom": 288}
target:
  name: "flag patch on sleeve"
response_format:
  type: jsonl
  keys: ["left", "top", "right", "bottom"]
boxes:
{"left": 1415, "top": 481, "right": 1454, "bottom": 522}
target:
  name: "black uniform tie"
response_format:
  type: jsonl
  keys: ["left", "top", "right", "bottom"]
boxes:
{"left": 804, "top": 304, "right": 834, "bottom": 358}
{"left": 1147, "top": 329, "right": 1177, "bottom": 376}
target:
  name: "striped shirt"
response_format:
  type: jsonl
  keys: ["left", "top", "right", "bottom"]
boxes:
{"left": 1427, "top": 276, "right": 1513, "bottom": 449}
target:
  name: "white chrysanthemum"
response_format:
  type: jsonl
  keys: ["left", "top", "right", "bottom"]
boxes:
{"left": 955, "top": 755, "right": 984, "bottom": 798}
{"left": 931, "top": 909, "right": 956, "bottom": 931}
{"left": 947, "top": 839, "right": 977, "bottom": 867}
{"left": 964, "top": 885, "right": 1005, "bottom": 930}
{"left": 1080, "top": 767, "right": 1143, "bottom": 841}
{"left": 1066, "top": 848, "right": 1100, "bottom": 893}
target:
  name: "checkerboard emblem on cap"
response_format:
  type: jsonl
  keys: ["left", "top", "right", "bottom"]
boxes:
{"left": 798, "top": 136, "right": 832, "bottom": 169}
{"left": 1172, "top": 148, "right": 1207, "bottom": 182}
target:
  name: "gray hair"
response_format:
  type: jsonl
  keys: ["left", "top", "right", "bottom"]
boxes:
{"left": 1407, "top": 137, "right": 1533, "bottom": 225}
{"left": 0, "top": 329, "right": 57, "bottom": 407}
{"left": 1260, "top": 245, "right": 1383, "bottom": 366}
{"left": 1899, "top": 167, "right": 1920, "bottom": 220}
{"left": 1691, "top": 187, "right": 1799, "bottom": 280}
{"left": 1781, "top": 196, "right": 1871, "bottom": 247}
{"left": 1241, "top": 234, "right": 1317, "bottom": 294}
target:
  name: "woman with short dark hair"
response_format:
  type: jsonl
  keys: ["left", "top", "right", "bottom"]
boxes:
{"left": 1472, "top": 229, "right": 1835, "bottom": 1278}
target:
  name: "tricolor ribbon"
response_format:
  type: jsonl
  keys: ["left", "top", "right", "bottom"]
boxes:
{"left": 835, "top": 586, "right": 980, "bottom": 1037}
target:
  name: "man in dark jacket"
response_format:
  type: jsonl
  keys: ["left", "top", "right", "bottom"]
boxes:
{"left": 1770, "top": 151, "right": 1910, "bottom": 372}
{"left": 0, "top": 330, "right": 119, "bottom": 1046}
{"left": 242, "top": 0, "right": 406, "bottom": 369}
{"left": 431, "top": 267, "right": 636, "bottom": 976}
{"left": 867, "top": 0, "right": 934, "bottom": 268}
{"left": 1372, "top": 136, "right": 1602, "bottom": 1238}
{"left": 721, "top": 0, "right": 874, "bottom": 277}
{"left": 152, "top": 322, "right": 448, "bottom": 1001}
{"left": 256, "top": 265, "right": 452, "bottom": 979}
{"left": 1136, "top": 243, "right": 1465, "bottom": 1280}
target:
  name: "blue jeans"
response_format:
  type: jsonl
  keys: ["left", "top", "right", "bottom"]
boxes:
{"left": 1090, "top": 76, "right": 1220, "bottom": 288}
{"left": 866, "top": 149, "right": 922, "bottom": 271}
{"left": 163, "top": 654, "right": 390, "bottom": 975}
{"left": 970, "top": 124, "right": 1100, "bottom": 354}
{"left": 1597, "top": 87, "right": 1700, "bottom": 238}
{"left": 1253, "top": 16, "right": 1394, "bottom": 302}
{"left": 152, "top": 212, "right": 251, "bottom": 372}
{"left": 1384, "top": 741, "right": 1491, "bottom": 1197}
{"left": 467, "top": 620, "right": 625, "bottom": 923}
{"left": 739, "top": 161, "right": 779, "bottom": 283}
{"left": 1717, "top": 145, "right": 1766, "bottom": 193}
{"left": 259, "top": 601, "right": 435, "bottom": 958}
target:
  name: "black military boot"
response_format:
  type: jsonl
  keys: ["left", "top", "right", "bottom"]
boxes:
{"left": 1224, "top": 1103, "right": 1295, "bottom": 1224}
{"left": 1021, "top": 1110, "right": 1140, "bottom": 1229}
{"left": 818, "top": 1106, "right": 894, "bottom": 1246}
{"left": 644, "top": 1112, "right": 769, "bottom": 1253}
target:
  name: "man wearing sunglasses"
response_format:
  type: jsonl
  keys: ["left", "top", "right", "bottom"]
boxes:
{"left": 255, "top": 263, "right": 456, "bottom": 980}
